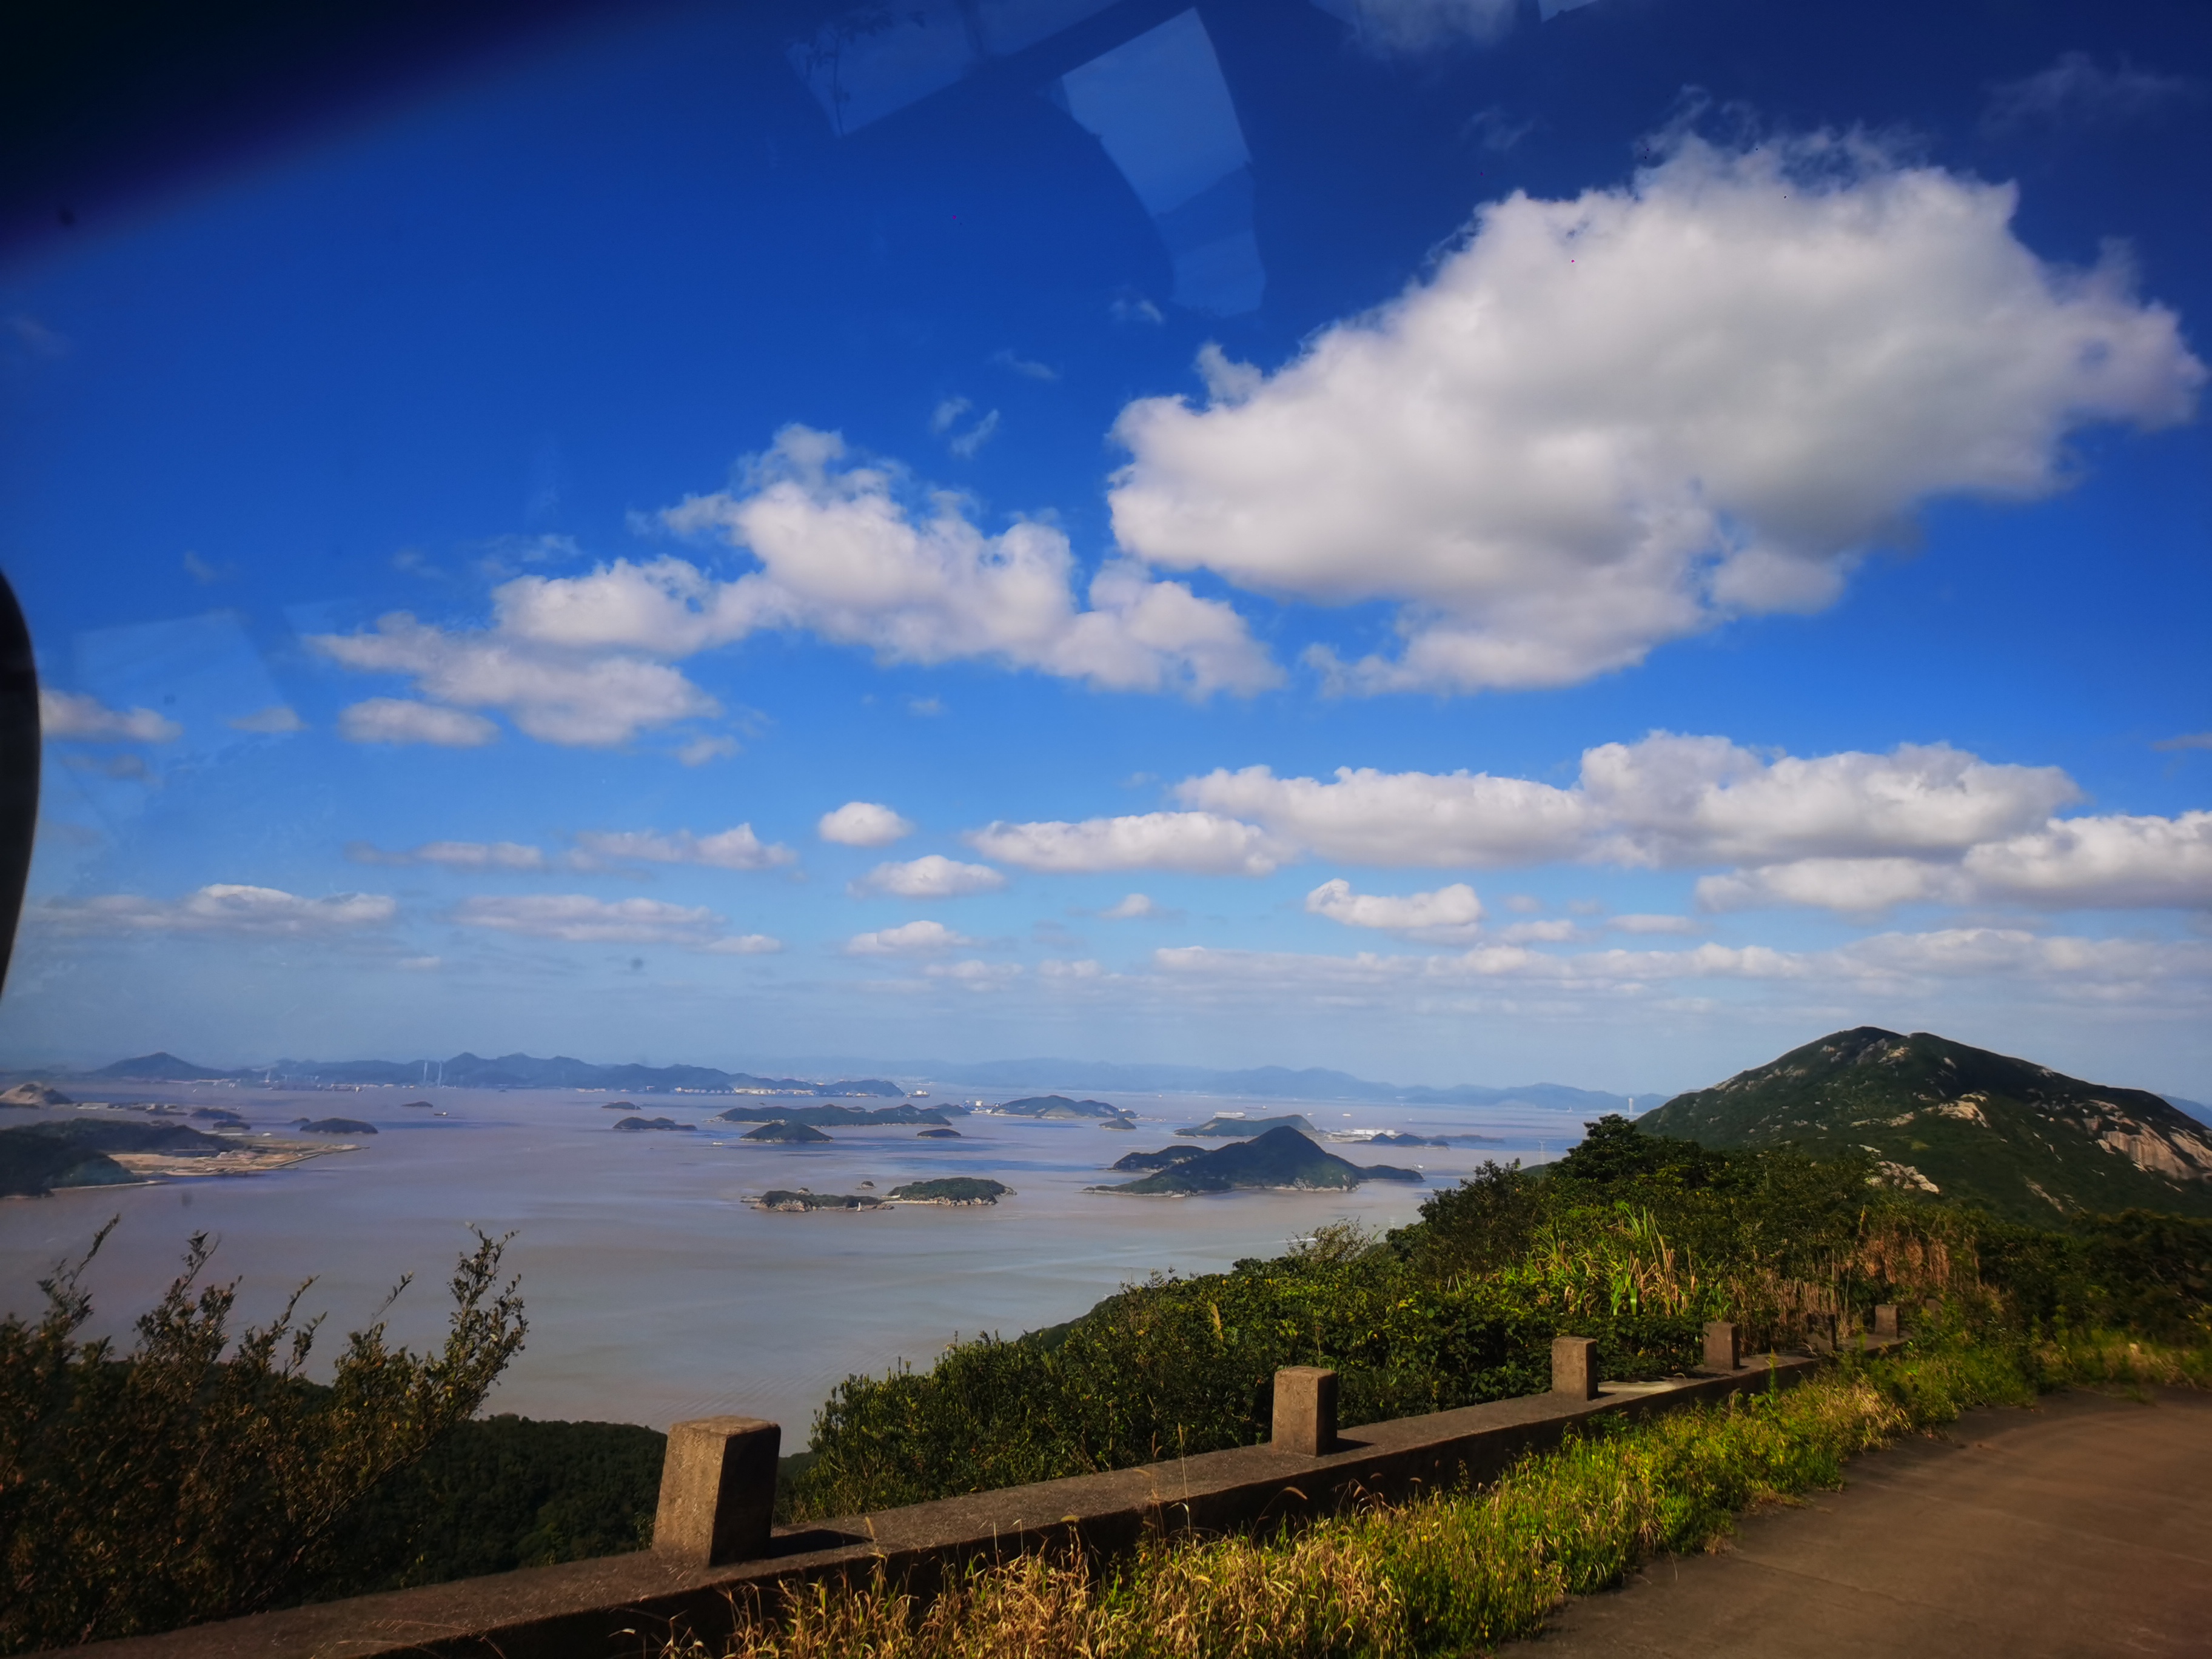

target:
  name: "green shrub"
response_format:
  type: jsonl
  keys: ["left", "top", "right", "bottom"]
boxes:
{"left": 0, "top": 1223, "right": 525, "bottom": 1651}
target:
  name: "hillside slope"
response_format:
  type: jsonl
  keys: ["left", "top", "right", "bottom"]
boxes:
{"left": 1639, "top": 1027, "right": 2212, "bottom": 1223}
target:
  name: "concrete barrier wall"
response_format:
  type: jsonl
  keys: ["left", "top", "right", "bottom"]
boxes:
{"left": 80, "top": 1344, "right": 1850, "bottom": 1659}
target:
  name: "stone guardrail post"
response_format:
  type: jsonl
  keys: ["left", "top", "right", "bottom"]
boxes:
{"left": 1272, "top": 1366, "right": 1339, "bottom": 1456}
{"left": 1873, "top": 1303, "right": 1900, "bottom": 1339}
{"left": 1701, "top": 1319, "right": 1741, "bottom": 1374}
{"left": 1551, "top": 1336, "right": 1598, "bottom": 1400}
{"left": 653, "top": 1416, "right": 781, "bottom": 1567}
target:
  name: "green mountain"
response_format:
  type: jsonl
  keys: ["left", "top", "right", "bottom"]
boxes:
{"left": 742, "top": 1121, "right": 831, "bottom": 1143}
{"left": 1638, "top": 1027, "right": 2212, "bottom": 1224}
{"left": 1101, "top": 1125, "right": 1422, "bottom": 1194}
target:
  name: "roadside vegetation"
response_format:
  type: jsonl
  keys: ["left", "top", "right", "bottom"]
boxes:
{"left": 691, "top": 1332, "right": 2211, "bottom": 1659}
{"left": 785, "top": 1118, "right": 2212, "bottom": 1519}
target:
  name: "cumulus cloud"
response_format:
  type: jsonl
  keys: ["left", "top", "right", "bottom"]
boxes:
{"left": 1305, "top": 878, "right": 1484, "bottom": 939}
{"left": 2152, "top": 732, "right": 2212, "bottom": 753}
{"left": 651, "top": 426, "right": 1277, "bottom": 697}
{"left": 968, "top": 811, "right": 1288, "bottom": 876}
{"left": 819, "top": 801, "right": 914, "bottom": 846}
{"left": 41, "top": 884, "right": 394, "bottom": 937}
{"left": 338, "top": 697, "right": 500, "bottom": 748}
{"left": 347, "top": 840, "right": 551, "bottom": 871}
{"left": 702, "top": 933, "right": 784, "bottom": 954}
{"left": 39, "top": 690, "right": 181, "bottom": 744}
{"left": 677, "top": 734, "right": 739, "bottom": 766}
{"left": 574, "top": 826, "right": 796, "bottom": 871}
{"left": 1109, "top": 134, "right": 2202, "bottom": 691}
{"left": 1100, "top": 893, "right": 1161, "bottom": 919}
{"left": 1176, "top": 735, "right": 2076, "bottom": 869}
{"left": 852, "top": 856, "right": 1007, "bottom": 899}
{"left": 1609, "top": 913, "right": 1699, "bottom": 935}
{"left": 1699, "top": 813, "right": 2212, "bottom": 914}
{"left": 320, "top": 632, "right": 705, "bottom": 747}
{"left": 1983, "top": 53, "right": 2202, "bottom": 133}
{"left": 452, "top": 894, "right": 769, "bottom": 950}
{"left": 845, "top": 919, "right": 974, "bottom": 955}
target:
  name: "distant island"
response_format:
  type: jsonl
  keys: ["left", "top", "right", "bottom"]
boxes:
{"left": 714, "top": 1103, "right": 951, "bottom": 1127}
{"left": 611, "top": 1116, "right": 694, "bottom": 1134}
{"left": 293, "top": 1118, "right": 377, "bottom": 1135}
{"left": 1100, "top": 1126, "right": 1422, "bottom": 1195}
{"left": 888, "top": 1177, "right": 1010, "bottom": 1205}
{"left": 0, "top": 1082, "right": 72, "bottom": 1108}
{"left": 756, "top": 1189, "right": 880, "bottom": 1212}
{"left": 0, "top": 1117, "right": 349, "bottom": 1195}
{"left": 988, "top": 1095, "right": 1131, "bottom": 1122}
{"left": 916, "top": 1127, "right": 963, "bottom": 1139}
{"left": 742, "top": 1121, "right": 832, "bottom": 1144}
{"left": 1175, "top": 1113, "right": 1316, "bottom": 1138}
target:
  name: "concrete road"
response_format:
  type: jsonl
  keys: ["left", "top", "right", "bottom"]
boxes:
{"left": 1510, "top": 1387, "right": 2212, "bottom": 1658}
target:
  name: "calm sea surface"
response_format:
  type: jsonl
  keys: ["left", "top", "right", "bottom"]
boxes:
{"left": 0, "top": 1084, "right": 1590, "bottom": 1438}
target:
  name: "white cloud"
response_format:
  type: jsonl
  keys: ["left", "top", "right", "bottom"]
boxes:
{"left": 1984, "top": 53, "right": 2201, "bottom": 133}
{"left": 1306, "top": 877, "right": 1484, "bottom": 939}
{"left": 677, "top": 734, "right": 739, "bottom": 766}
{"left": 40, "top": 690, "right": 181, "bottom": 744}
{"left": 703, "top": 933, "right": 783, "bottom": 954}
{"left": 574, "top": 826, "right": 796, "bottom": 871}
{"left": 1698, "top": 813, "right": 2212, "bottom": 914}
{"left": 1176, "top": 736, "right": 2079, "bottom": 868}
{"left": 347, "top": 840, "right": 551, "bottom": 871}
{"left": 819, "top": 801, "right": 915, "bottom": 846}
{"left": 41, "top": 884, "right": 395, "bottom": 937}
{"left": 1041, "top": 957, "right": 1104, "bottom": 979}
{"left": 991, "top": 349, "right": 1059, "bottom": 382}
{"left": 948, "top": 409, "right": 1000, "bottom": 458}
{"left": 1109, "top": 134, "right": 2202, "bottom": 691}
{"left": 320, "top": 632, "right": 706, "bottom": 747}
{"left": 398, "top": 956, "right": 442, "bottom": 971}
{"left": 229, "top": 705, "right": 305, "bottom": 734}
{"left": 652, "top": 426, "right": 1277, "bottom": 697}
{"left": 338, "top": 697, "right": 500, "bottom": 748}
{"left": 2154, "top": 732, "right": 2212, "bottom": 753}
{"left": 452, "top": 894, "right": 762, "bottom": 949}
{"left": 1498, "top": 918, "right": 1580, "bottom": 943}
{"left": 845, "top": 919, "right": 974, "bottom": 956}
{"left": 1100, "top": 892, "right": 1160, "bottom": 919}
{"left": 968, "top": 811, "right": 1288, "bottom": 876}
{"left": 852, "top": 856, "right": 1006, "bottom": 899}
{"left": 923, "top": 959, "right": 1023, "bottom": 990}
{"left": 930, "top": 397, "right": 972, "bottom": 435}
{"left": 1963, "top": 813, "right": 2212, "bottom": 909}
{"left": 1110, "top": 297, "right": 1165, "bottom": 325}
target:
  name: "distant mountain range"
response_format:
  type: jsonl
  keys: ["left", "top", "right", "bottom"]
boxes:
{"left": 75, "top": 1051, "right": 906, "bottom": 1097}
{"left": 41, "top": 1051, "right": 1649, "bottom": 1111}
{"left": 1639, "top": 1027, "right": 2212, "bottom": 1225}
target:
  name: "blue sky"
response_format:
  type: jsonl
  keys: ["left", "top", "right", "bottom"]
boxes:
{"left": 2, "top": 0, "right": 2208, "bottom": 1098}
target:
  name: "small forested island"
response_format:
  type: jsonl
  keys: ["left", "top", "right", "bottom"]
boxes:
{"left": 756, "top": 1189, "right": 882, "bottom": 1211}
{"left": 1101, "top": 1125, "right": 1421, "bottom": 1195}
{"left": 916, "top": 1127, "right": 963, "bottom": 1139}
{"left": 292, "top": 1118, "right": 377, "bottom": 1135}
{"left": 888, "top": 1177, "right": 1011, "bottom": 1205}
{"left": 1175, "top": 1113, "right": 1317, "bottom": 1138}
{"left": 610, "top": 1116, "right": 693, "bottom": 1133}
{"left": 716, "top": 1102, "right": 950, "bottom": 1127}
{"left": 991, "top": 1095, "right": 1131, "bottom": 1122}
{"left": 741, "top": 1121, "right": 832, "bottom": 1143}
{"left": 600, "top": 1099, "right": 636, "bottom": 1110}
{"left": 1352, "top": 1130, "right": 1450, "bottom": 1147}
{"left": 1109, "top": 1144, "right": 1205, "bottom": 1173}
{"left": 400, "top": 1099, "right": 434, "bottom": 1109}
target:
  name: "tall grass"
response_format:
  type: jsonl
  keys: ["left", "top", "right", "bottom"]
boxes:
{"left": 686, "top": 1337, "right": 2205, "bottom": 1659}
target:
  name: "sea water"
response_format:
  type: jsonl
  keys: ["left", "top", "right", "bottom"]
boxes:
{"left": 0, "top": 1085, "right": 1586, "bottom": 1436}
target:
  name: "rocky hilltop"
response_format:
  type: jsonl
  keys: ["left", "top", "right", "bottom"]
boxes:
{"left": 1638, "top": 1027, "right": 2212, "bottom": 1223}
